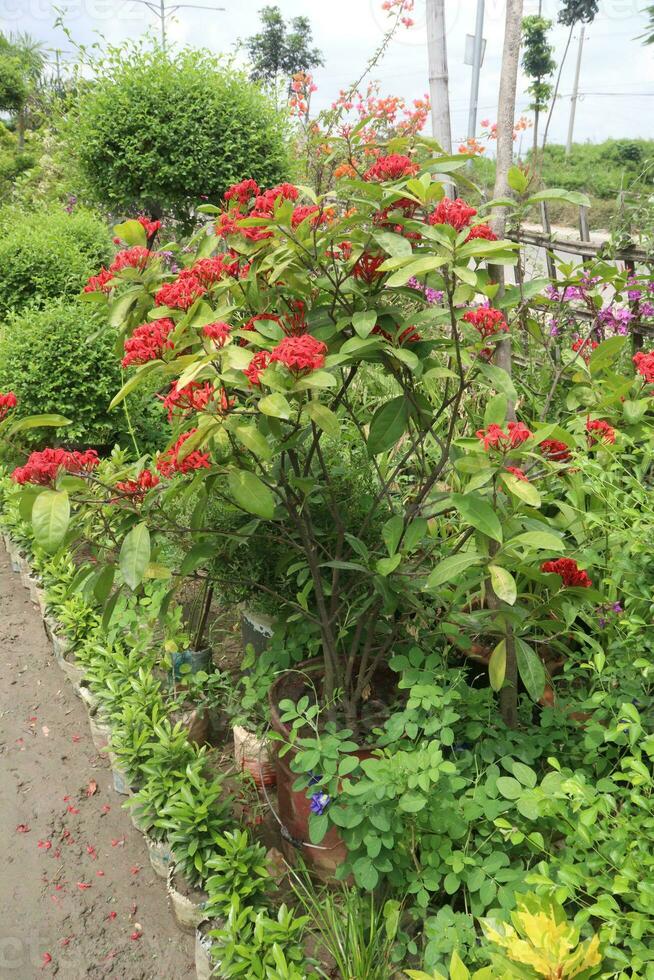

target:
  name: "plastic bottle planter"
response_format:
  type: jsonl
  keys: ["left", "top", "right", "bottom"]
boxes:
{"left": 240, "top": 608, "right": 275, "bottom": 656}
{"left": 8, "top": 544, "right": 22, "bottom": 573}
{"left": 35, "top": 587, "right": 48, "bottom": 618}
{"left": 145, "top": 836, "right": 175, "bottom": 879}
{"left": 1, "top": 531, "right": 11, "bottom": 553}
{"left": 167, "top": 867, "right": 209, "bottom": 934}
{"left": 195, "top": 920, "right": 223, "bottom": 980}
{"left": 233, "top": 725, "right": 276, "bottom": 790}
{"left": 171, "top": 648, "right": 212, "bottom": 680}
{"left": 27, "top": 574, "right": 41, "bottom": 606}
{"left": 78, "top": 682, "right": 99, "bottom": 716}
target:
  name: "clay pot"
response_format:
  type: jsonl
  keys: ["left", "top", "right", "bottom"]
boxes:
{"left": 167, "top": 867, "right": 209, "bottom": 934}
{"left": 233, "top": 725, "right": 276, "bottom": 789}
{"left": 145, "top": 836, "right": 175, "bottom": 879}
{"left": 171, "top": 647, "right": 212, "bottom": 680}
{"left": 268, "top": 667, "right": 374, "bottom": 880}
{"left": 240, "top": 607, "right": 275, "bottom": 656}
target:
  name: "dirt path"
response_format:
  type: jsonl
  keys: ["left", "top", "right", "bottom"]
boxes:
{"left": 0, "top": 548, "right": 194, "bottom": 979}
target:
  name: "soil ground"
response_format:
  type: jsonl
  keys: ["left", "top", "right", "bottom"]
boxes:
{"left": 0, "top": 547, "right": 195, "bottom": 979}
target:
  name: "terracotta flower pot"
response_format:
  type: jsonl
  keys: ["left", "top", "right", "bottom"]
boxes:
{"left": 167, "top": 867, "right": 209, "bottom": 934}
{"left": 268, "top": 666, "right": 375, "bottom": 880}
{"left": 233, "top": 724, "right": 276, "bottom": 790}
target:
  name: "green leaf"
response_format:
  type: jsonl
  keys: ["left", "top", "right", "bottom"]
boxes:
{"left": 484, "top": 393, "right": 507, "bottom": 427}
{"left": 489, "top": 565, "right": 517, "bottom": 605}
{"left": 589, "top": 335, "right": 627, "bottom": 375}
{"left": 507, "top": 165, "right": 529, "bottom": 194}
{"left": 109, "top": 362, "right": 160, "bottom": 409}
{"left": 374, "top": 230, "right": 413, "bottom": 257}
{"left": 258, "top": 393, "right": 292, "bottom": 419}
{"left": 515, "top": 637, "right": 546, "bottom": 702}
{"left": 113, "top": 219, "right": 147, "bottom": 247}
{"left": 527, "top": 188, "right": 591, "bottom": 208}
{"left": 376, "top": 554, "right": 402, "bottom": 576}
{"left": 93, "top": 564, "right": 115, "bottom": 605}
{"left": 386, "top": 256, "right": 448, "bottom": 287}
{"left": 450, "top": 951, "right": 470, "bottom": 980}
{"left": 496, "top": 776, "right": 523, "bottom": 800}
{"left": 309, "top": 813, "right": 329, "bottom": 845}
{"left": 367, "top": 396, "right": 410, "bottom": 456}
{"left": 304, "top": 401, "right": 340, "bottom": 436}
{"left": 499, "top": 471, "right": 541, "bottom": 508}
{"left": 228, "top": 470, "right": 275, "bottom": 519}
{"left": 509, "top": 530, "right": 564, "bottom": 551}
{"left": 234, "top": 424, "right": 273, "bottom": 460}
{"left": 425, "top": 552, "right": 481, "bottom": 589}
{"left": 512, "top": 761, "right": 537, "bottom": 789}
{"left": 399, "top": 791, "right": 427, "bottom": 813}
{"left": 120, "top": 522, "right": 151, "bottom": 590}
{"left": 32, "top": 490, "right": 70, "bottom": 553}
{"left": 382, "top": 515, "right": 404, "bottom": 556}
{"left": 451, "top": 493, "right": 503, "bottom": 543}
{"left": 488, "top": 640, "right": 506, "bottom": 691}
{"left": 478, "top": 363, "right": 518, "bottom": 401}
{"left": 352, "top": 310, "right": 378, "bottom": 339}
{"left": 7, "top": 413, "right": 71, "bottom": 437}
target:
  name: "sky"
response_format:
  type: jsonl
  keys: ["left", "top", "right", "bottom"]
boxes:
{"left": 2, "top": 0, "right": 652, "bottom": 148}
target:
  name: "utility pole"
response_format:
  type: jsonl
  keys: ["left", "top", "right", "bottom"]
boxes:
{"left": 565, "top": 24, "right": 585, "bottom": 156}
{"left": 467, "top": 0, "right": 485, "bottom": 143}
{"left": 129, "top": 0, "right": 226, "bottom": 52}
{"left": 426, "top": 0, "right": 452, "bottom": 152}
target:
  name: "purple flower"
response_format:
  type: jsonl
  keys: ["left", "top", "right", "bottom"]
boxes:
{"left": 642, "top": 302, "right": 654, "bottom": 318}
{"left": 548, "top": 318, "right": 560, "bottom": 337}
{"left": 545, "top": 285, "right": 560, "bottom": 301}
{"left": 612, "top": 601, "right": 623, "bottom": 614}
{"left": 407, "top": 277, "right": 443, "bottom": 306}
{"left": 310, "top": 792, "right": 330, "bottom": 816}
{"left": 628, "top": 290, "right": 643, "bottom": 302}
{"left": 598, "top": 617, "right": 607, "bottom": 628}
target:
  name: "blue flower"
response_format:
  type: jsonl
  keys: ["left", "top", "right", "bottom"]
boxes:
{"left": 310, "top": 792, "right": 330, "bottom": 816}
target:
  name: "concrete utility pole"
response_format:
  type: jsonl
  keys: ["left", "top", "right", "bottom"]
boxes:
{"left": 467, "top": 0, "right": 485, "bottom": 143}
{"left": 130, "top": 0, "right": 226, "bottom": 52}
{"left": 565, "top": 24, "right": 585, "bottom": 156}
{"left": 426, "top": 0, "right": 452, "bottom": 152}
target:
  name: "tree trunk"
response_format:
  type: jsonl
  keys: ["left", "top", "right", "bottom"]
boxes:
{"left": 17, "top": 109, "right": 26, "bottom": 153}
{"left": 426, "top": 0, "right": 452, "bottom": 153}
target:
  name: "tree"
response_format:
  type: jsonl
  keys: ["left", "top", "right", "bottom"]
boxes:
{"left": 558, "top": 0, "right": 599, "bottom": 25}
{"left": 0, "top": 32, "right": 45, "bottom": 151}
{"left": 244, "top": 6, "right": 323, "bottom": 91}
{"left": 638, "top": 5, "right": 654, "bottom": 44}
{"left": 521, "top": 15, "right": 555, "bottom": 159}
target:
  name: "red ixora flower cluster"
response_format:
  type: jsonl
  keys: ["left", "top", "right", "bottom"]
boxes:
{"left": 155, "top": 276, "right": 206, "bottom": 311}
{"left": 505, "top": 465, "right": 528, "bottom": 482}
{"left": 83, "top": 268, "right": 114, "bottom": 293}
{"left": 156, "top": 430, "right": 211, "bottom": 477}
{"left": 540, "top": 439, "right": 572, "bottom": 463}
{"left": 224, "top": 179, "right": 260, "bottom": 205}
{"left": 203, "top": 321, "right": 232, "bottom": 346}
{"left": 161, "top": 381, "right": 214, "bottom": 422}
{"left": 572, "top": 337, "right": 598, "bottom": 363}
{"left": 291, "top": 205, "right": 334, "bottom": 229}
{"left": 269, "top": 335, "right": 327, "bottom": 374}
{"left": 466, "top": 223, "right": 498, "bottom": 242}
{"left": 586, "top": 418, "right": 616, "bottom": 445}
{"left": 633, "top": 350, "right": 654, "bottom": 383}
{"left": 0, "top": 390, "right": 17, "bottom": 422}
{"left": 186, "top": 255, "right": 239, "bottom": 287}
{"left": 353, "top": 252, "right": 385, "bottom": 284}
{"left": 137, "top": 216, "right": 162, "bottom": 238}
{"left": 115, "top": 469, "right": 159, "bottom": 500}
{"left": 12, "top": 448, "right": 99, "bottom": 486}
{"left": 110, "top": 247, "right": 151, "bottom": 275}
{"left": 363, "top": 154, "right": 419, "bottom": 182}
{"left": 122, "top": 319, "right": 174, "bottom": 368}
{"left": 541, "top": 557, "right": 592, "bottom": 589}
{"left": 430, "top": 197, "right": 478, "bottom": 231}
{"left": 463, "top": 307, "right": 508, "bottom": 340}
{"left": 243, "top": 350, "right": 271, "bottom": 386}
{"left": 476, "top": 421, "right": 532, "bottom": 451}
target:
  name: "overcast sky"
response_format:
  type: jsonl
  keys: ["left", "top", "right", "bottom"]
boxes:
{"left": 2, "top": 1, "right": 652, "bottom": 147}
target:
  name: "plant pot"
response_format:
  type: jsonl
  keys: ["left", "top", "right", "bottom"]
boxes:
{"left": 60, "top": 651, "right": 86, "bottom": 697}
{"left": 8, "top": 543, "right": 22, "bottom": 573}
{"left": 170, "top": 706, "right": 210, "bottom": 746}
{"left": 51, "top": 628, "right": 71, "bottom": 666}
{"left": 145, "top": 836, "right": 175, "bottom": 879}
{"left": 35, "top": 587, "right": 48, "bottom": 618}
{"left": 78, "top": 682, "right": 99, "bottom": 715}
{"left": 167, "top": 867, "right": 209, "bottom": 934}
{"left": 88, "top": 712, "right": 112, "bottom": 753}
{"left": 107, "top": 754, "right": 132, "bottom": 796}
{"left": 172, "top": 647, "right": 213, "bottom": 680}
{"left": 195, "top": 919, "right": 223, "bottom": 980}
{"left": 1, "top": 531, "right": 11, "bottom": 552}
{"left": 233, "top": 724, "right": 276, "bottom": 789}
{"left": 240, "top": 607, "right": 275, "bottom": 656}
{"left": 268, "top": 667, "right": 375, "bottom": 880}
{"left": 27, "top": 574, "right": 41, "bottom": 606}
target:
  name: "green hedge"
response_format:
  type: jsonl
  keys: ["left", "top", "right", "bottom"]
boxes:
{"left": 0, "top": 205, "right": 112, "bottom": 317}
{"left": 67, "top": 47, "right": 293, "bottom": 224}
{"left": 0, "top": 297, "right": 164, "bottom": 450}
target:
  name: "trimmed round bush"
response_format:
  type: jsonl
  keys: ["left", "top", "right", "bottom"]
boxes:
{"left": 0, "top": 206, "right": 112, "bottom": 317}
{"left": 0, "top": 297, "right": 164, "bottom": 449}
{"left": 68, "top": 47, "right": 292, "bottom": 224}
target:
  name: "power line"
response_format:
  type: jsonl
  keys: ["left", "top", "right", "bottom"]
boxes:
{"left": 127, "top": 0, "right": 226, "bottom": 51}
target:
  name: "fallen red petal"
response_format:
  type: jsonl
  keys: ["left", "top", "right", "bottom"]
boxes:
{"left": 111, "top": 837, "right": 125, "bottom": 847}
{"left": 86, "top": 845, "right": 97, "bottom": 859}
{"left": 38, "top": 840, "right": 52, "bottom": 851}
{"left": 16, "top": 824, "right": 30, "bottom": 833}
{"left": 130, "top": 931, "right": 142, "bottom": 941}
{"left": 66, "top": 806, "right": 80, "bottom": 815}
{"left": 41, "top": 952, "right": 52, "bottom": 967}
{"left": 96, "top": 870, "right": 105, "bottom": 877}
{"left": 130, "top": 865, "right": 140, "bottom": 875}
{"left": 76, "top": 882, "right": 92, "bottom": 891}
{"left": 71, "top": 735, "right": 81, "bottom": 743}
{"left": 107, "top": 911, "right": 117, "bottom": 921}
{"left": 86, "top": 780, "right": 97, "bottom": 797}
{"left": 59, "top": 937, "right": 73, "bottom": 947}
{"left": 101, "top": 804, "right": 111, "bottom": 814}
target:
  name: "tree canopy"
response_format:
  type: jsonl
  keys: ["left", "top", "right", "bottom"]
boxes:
{"left": 243, "top": 6, "right": 323, "bottom": 88}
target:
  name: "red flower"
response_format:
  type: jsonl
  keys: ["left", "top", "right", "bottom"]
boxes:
{"left": 353, "top": 252, "right": 385, "bottom": 284}
{"left": 243, "top": 350, "right": 271, "bottom": 387}
{"left": 270, "top": 335, "right": 327, "bottom": 374}
{"left": 253, "top": 183, "right": 299, "bottom": 211}
{"left": 572, "top": 337, "right": 598, "bottom": 363}
{"left": 83, "top": 268, "right": 113, "bottom": 293}
{"left": 291, "top": 205, "right": 334, "bottom": 228}
{"left": 109, "top": 247, "right": 151, "bottom": 274}
{"left": 137, "top": 216, "right": 161, "bottom": 238}
{"left": 224, "top": 178, "right": 260, "bottom": 204}
{"left": 466, "top": 223, "right": 498, "bottom": 242}
{"left": 633, "top": 350, "right": 654, "bottom": 383}
{"left": 161, "top": 381, "right": 213, "bottom": 422}
{"left": 505, "top": 466, "right": 528, "bottom": 481}
{"left": 155, "top": 276, "right": 206, "bottom": 310}
{"left": 282, "top": 300, "right": 308, "bottom": 336}
{"left": 363, "top": 154, "right": 419, "bottom": 182}
{"left": 115, "top": 469, "right": 159, "bottom": 500}
{"left": 398, "top": 325, "right": 421, "bottom": 345}
{"left": 0, "top": 390, "right": 17, "bottom": 421}
{"left": 430, "top": 197, "right": 477, "bottom": 231}
{"left": 41, "top": 953, "right": 52, "bottom": 967}
{"left": 156, "top": 430, "right": 211, "bottom": 477}
{"left": 476, "top": 421, "right": 532, "bottom": 451}
{"left": 185, "top": 255, "right": 238, "bottom": 287}
{"left": 463, "top": 307, "right": 509, "bottom": 339}
{"left": 586, "top": 418, "right": 616, "bottom": 444}
{"left": 12, "top": 448, "right": 99, "bottom": 486}
{"left": 215, "top": 211, "right": 242, "bottom": 237}
{"left": 540, "top": 439, "right": 571, "bottom": 463}
{"left": 541, "top": 557, "right": 592, "bottom": 589}
{"left": 203, "top": 321, "right": 232, "bottom": 346}
{"left": 239, "top": 210, "right": 275, "bottom": 242}
{"left": 122, "top": 319, "right": 174, "bottom": 368}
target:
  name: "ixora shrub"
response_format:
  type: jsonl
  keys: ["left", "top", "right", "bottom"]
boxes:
{"left": 7, "top": 139, "right": 654, "bottom": 972}
{"left": 68, "top": 46, "right": 292, "bottom": 225}
{"left": 0, "top": 205, "right": 112, "bottom": 316}
{"left": 0, "top": 297, "right": 162, "bottom": 449}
